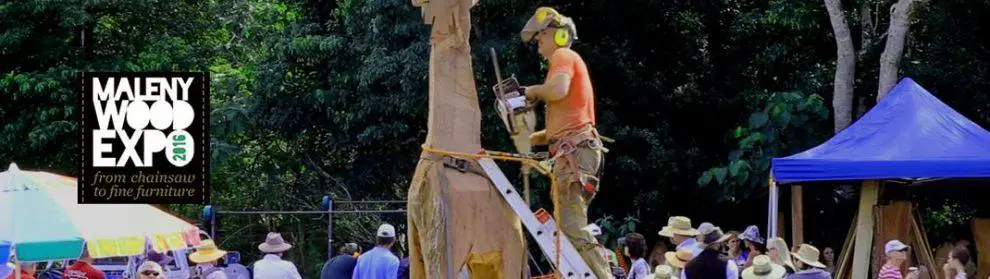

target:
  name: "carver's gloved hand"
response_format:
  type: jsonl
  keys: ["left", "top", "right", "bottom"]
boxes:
{"left": 530, "top": 130, "right": 548, "bottom": 146}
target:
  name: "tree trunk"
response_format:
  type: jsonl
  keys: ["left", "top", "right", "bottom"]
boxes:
{"left": 877, "top": 0, "right": 916, "bottom": 101}
{"left": 824, "top": 0, "right": 856, "bottom": 133}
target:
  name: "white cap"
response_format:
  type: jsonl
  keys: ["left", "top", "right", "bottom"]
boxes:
{"left": 582, "top": 224, "right": 603, "bottom": 236}
{"left": 885, "top": 240, "right": 909, "bottom": 254}
{"left": 377, "top": 224, "right": 396, "bottom": 238}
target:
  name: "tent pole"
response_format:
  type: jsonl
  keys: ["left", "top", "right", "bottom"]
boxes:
{"left": 792, "top": 185, "right": 804, "bottom": 246}
{"left": 852, "top": 180, "right": 881, "bottom": 279}
{"left": 768, "top": 176, "right": 778, "bottom": 240}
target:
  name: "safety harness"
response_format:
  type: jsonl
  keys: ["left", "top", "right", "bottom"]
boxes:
{"left": 547, "top": 124, "right": 607, "bottom": 198}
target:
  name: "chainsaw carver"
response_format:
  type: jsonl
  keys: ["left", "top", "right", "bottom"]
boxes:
{"left": 519, "top": 7, "right": 611, "bottom": 278}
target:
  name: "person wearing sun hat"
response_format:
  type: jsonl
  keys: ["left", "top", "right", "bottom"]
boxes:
{"left": 738, "top": 225, "right": 767, "bottom": 269}
{"left": 742, "top": 255, "right": 786, "bottom": 279}
{"left": 665, "top": 248, "right": 695, "bottom": 275}
{"left": 682, "top": 226, "right": 738, "bottom": 279}
{"left": 189, "top": 240, "right": 228, "bottom": 279}
{"left": 783, "top": 244, "right": 830, "bottom": 279}
{"left": 659, "top": 216, "right": 703, "bottom": 257}
{"left": 645, "top": 265, "right": 677, "bottom": 279}
{"left": 252, "top": 232, "right": 302, "bottom": 279}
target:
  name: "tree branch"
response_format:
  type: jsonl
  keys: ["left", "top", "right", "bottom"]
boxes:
{"left": 877, "top": 0, "right": 916, "bottom": 101}
{"left": 302, "top": 152, "right": 353, "bottom": 201}
{"left": 824, "top": 0, "right": 856, "bottom": 133}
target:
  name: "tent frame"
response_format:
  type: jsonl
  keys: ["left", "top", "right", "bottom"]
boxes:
{"left": 768, "top": 175, "right": 881, "bottom": 279}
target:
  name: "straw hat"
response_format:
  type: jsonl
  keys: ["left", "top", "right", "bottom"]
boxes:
{"left": 659, "top": 216, "right": 700, "bottom": 237}
{"left": 742, "top": 255, "right": 786, "bottom": 279}
{"left": 258, "top": 233, "right": 293, "bottom": 253}
{"left": 645, "top": 265, "right": 676, "bottom": 279}
{"left": 791, "top": 244, "right": 826, "bottom": 268}
{"left": 189, "top": 240, "right": 227, "bottom": 263}
{"left": 664, "top": 249, "right": 695, "bottom": 268}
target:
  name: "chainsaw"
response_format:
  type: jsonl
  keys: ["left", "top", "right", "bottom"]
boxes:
{"left": 489, "top": 48, "right": 537, "bottom": 140}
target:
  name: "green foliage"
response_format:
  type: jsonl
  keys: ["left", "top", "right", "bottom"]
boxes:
{"left": 698, "top": 92, "right": 830, "bottom": 201}
{"left": 593, "top": 215, "right": 640, "bottom": 249}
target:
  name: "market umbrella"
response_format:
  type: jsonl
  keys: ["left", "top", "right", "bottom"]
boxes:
{"left": 0, "top": 163, "right": 201, "bottom": 262}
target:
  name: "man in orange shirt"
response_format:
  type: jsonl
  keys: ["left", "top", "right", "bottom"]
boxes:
{"left": 520, "top": 7, "right": 610, "bottom": 278}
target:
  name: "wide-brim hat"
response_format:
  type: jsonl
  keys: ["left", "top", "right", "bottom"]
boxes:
{"left": 659, "top": 216, "right": 700, "bottom": 237}
{"left": 645, "top": 265, "right": 675, "bottom": 279}
{"left": 664, "top": 249, "right": 695, "bottom": 268}
{"left": 654, "top": 265, "right": 675, "bottom": 279}
{"left": 258, "top": 233, "right": 293, "bottom": 253}
{"left": 742, "top": 255, "right": 786, "bottom": 279}
{"left": 190, "top": 240, "right": 228, "bottom": 263}
{"left": 739, "top": 225, "right": 765, "bottom": 244}
{"left": 791, "top": 244, "right": 826, "bottom": 269}
{"left": 0, "top": 263, "right": 13, "bottom": 278}
{"left": 702, "top": 228, "right": 732, "bottom": 245}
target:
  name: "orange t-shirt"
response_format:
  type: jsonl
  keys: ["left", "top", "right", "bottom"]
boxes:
{"left": 545, "top": 48, "right": 595, "bottom": 140}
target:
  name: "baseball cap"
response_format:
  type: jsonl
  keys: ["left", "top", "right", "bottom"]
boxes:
{"left": 377, "top": 224, "right": 396, "bottom": 238}
{"left": 884, "top": 240, "right": 909, "bottom": 254}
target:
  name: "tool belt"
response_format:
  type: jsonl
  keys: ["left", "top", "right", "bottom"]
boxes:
{"left": 547, "top": 125, "right": 606, "bottom": 197}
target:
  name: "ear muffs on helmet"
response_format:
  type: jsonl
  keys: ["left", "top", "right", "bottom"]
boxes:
{"left": 553, "top": 25, "right": 575, "bottom": 47}
{"left": 531, "top": 7, "right": 577, "bottom": 47}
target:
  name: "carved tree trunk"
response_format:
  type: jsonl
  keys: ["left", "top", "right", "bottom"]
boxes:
{"left": 824, "top": 0, "right": 856, "bottom": 133}
{"left": 407, "top": 0, "right": 526, "bottom": 278}
{"left": 877, "top": 0, "right": 916, "bottom": 101}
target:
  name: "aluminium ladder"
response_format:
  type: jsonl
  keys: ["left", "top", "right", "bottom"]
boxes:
{"left": 476, "top": 158, "right": 597, "bottom": 279}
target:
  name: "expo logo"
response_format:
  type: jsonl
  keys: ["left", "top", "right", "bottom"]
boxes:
{"left": 91, "top": 77, "right": 195, "bottom": 167}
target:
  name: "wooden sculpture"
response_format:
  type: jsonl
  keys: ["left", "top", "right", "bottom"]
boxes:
{"left": 407, "top": 0, "right": 526, "bottom": 278}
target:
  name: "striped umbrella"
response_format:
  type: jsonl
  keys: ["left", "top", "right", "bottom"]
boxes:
{"left": 0, "top": 163, "right": 202, "bottom": 262}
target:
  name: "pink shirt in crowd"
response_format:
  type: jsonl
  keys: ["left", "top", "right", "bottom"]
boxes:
{"left": 878, "top": 264, "right": 903, "bottom": 279}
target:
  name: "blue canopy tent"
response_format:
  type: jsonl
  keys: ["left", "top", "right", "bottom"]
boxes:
{"left": 772, "top": 78, "right": 990, "bottom": 183}
{"left": 766, "top": 77, "right": 990, "bottom": 278}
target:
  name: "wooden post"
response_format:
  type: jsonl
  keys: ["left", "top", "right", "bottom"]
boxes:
{"left": 791, "top": 185, "right": 804, "bottom": 246}
{"left": 852, "top": 180, "right": 881, "bottom": 279}
{"left": 777, "top": 211, "right": 787, "bottom": 242}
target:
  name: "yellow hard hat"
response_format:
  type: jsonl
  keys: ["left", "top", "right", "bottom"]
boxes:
{"left": 520, "top": 7, "right": 576, "bottom": 43}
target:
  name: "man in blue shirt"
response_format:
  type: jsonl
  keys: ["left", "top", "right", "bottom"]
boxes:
{"left": 658, "top": 216, "right": 703, "bottom": 257}
{"left": 353, "top": 224, "right": 400, "bottom": 279}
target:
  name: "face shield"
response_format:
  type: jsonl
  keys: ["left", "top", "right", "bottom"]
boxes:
{"left": 520, "top": 10, "right": 553, "bottom": 43}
